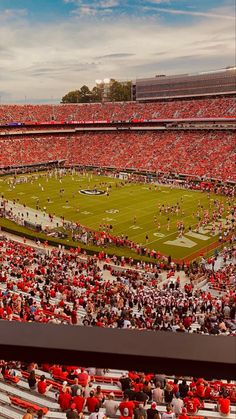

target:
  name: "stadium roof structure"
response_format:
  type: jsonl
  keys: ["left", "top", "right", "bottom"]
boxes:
{"left": 133, "top": 67, "right": 236, "bottom": 101}
{"left": 1, "top": 322, "right": 235, "bottom": 379}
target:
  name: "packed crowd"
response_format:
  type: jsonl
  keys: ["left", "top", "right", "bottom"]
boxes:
{"left": 0, "top": 98, "right": 235, "bottom": 125}
{"left": 1, "top": 130, "right": 235, "bottom": 181}
{"left": 0, "top": 359, "right": 235, "bottom": 419}
{"left": 0, "top": 238, "right": 235, "bottom": 334}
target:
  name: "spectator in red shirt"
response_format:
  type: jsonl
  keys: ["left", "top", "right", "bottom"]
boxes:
{"left": 119, "top": 395, "right": 135, "bottom": 417}
{"left": 73, "top": 389, "right": 85, "bottom": 413}
{"left": 196, "top": 379, "right": 206, "bottom": 399}
{"left": 218, "top": 394, "right": 230, "bottom": 415}
{"left": 58, "top": 388, "right": 73, "bottom": 411}
{"left": 178, "top": 407, "right": 188, "bottom": 419}
{"left": 86, "top": 390, "right": 99, "bottom": 413}
{"left": 77, "top": 368, "right": 89, "bottom": 386}
{"left": 37, "top": 375, "right": 52, "bottom": 395}
{"left": 120, "top": 407, "right": 132, "bottom": 419}
{"left": 184, "top": 391, "right": 202, "bottom": 414}
{"left": 51, "top": 365, "right": 62, "bottom": 377}
{"left": 0, "top": 304, "right": 4, "bottom": 319}
{"left": 133, "top": 378, "right": 144, "bottom": 392}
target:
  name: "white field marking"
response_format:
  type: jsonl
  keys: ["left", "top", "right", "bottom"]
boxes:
{"left": 153, "top": 232, "right": 165, "bottom": 238}
{"left": 102, "top": 218, "right": 114, "bottom": 222}
{"left": 161, "top": 191, "right": 170, "bottom": 193}
{"left": 183, "top": 194, "right": 192, "bottom": 197}
{"left": 17, "top": 192, "right": 25, "bottom": 195}
{"left": 62, "top": 205, "right": 71, "bottom": 209}
{"left": 105, "top": 209, "right": 119, "bottom": 214}
{"left": 198, "top": 229, "right": 219, "bottom": 237}
{"left": 31, "top": 196, "right": 39, "bottom": 200}
{"left": 129, "top": 225, "right": 143, "bottom": 230}
{"left": 81, "top": 211, "right": 92, "bottom": 215}
{"left": 164, "top": 236, "right": 197, "bottom": 248}
{"left": 186, "top": 231, "right": 209, "bottom": 241}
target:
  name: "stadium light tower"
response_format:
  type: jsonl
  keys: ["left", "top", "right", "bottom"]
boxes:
{"left": 95, "top": 78, "right": 111, "bottom": 102}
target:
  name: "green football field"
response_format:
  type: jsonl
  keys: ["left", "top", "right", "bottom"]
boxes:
{"left": 0, "top": 171, "right": 232, "bottom": 260}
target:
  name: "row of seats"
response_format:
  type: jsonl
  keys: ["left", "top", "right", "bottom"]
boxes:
{"left": 1, "top": 130, "right": 235, "bottom": 180}
{"left": 0, "top": 362, "right": 235, "bottom": 418}
{"left": 0, "top": 97, "right": 235, "bottom": 125}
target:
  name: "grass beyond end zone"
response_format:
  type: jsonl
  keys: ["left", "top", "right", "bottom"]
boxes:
{"left": 0, "top": 172, "right": 232, "bottom": 261}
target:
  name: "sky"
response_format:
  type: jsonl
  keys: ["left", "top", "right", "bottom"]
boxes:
{"left": 0, "top": 0, "right": 235, "bottom": 103}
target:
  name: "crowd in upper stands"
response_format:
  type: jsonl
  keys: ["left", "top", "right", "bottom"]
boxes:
{"left": 0, "top": 97, "right": 235, "bottom": 181}
{"left": 0, "top": 98, "right": 235, "bottom": 124}
{"left": 1, "top": 131, "right": 235, "bottom": 181}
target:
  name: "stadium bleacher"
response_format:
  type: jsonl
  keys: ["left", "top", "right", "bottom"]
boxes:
{"left": 0, "top": 95, "right": 235, "bottom": 419}
{"left": 0, "top": 97, "right": 235, "bottom": 125}
{"left": 0, "top": 130, "right": 235, "bottom": 181}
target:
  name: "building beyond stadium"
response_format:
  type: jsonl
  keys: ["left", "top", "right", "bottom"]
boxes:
{"left": 132, "top": 67, "right": 236, "bottom": 101}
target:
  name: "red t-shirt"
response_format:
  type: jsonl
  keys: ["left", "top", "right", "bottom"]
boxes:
{"left": 184, "top": 397, "right": 201, "bottom": 413}
{"left": 77, "top": 372, "right": 88, "bottom": 386}
{"left": 204, "top": 386, "right": 212, "bottom": 399}
{"left": 196, "top": 383, "right": 205, "bottom": 398}
{"left": 133, "top": 382, "right": 144, "bottom": 392}
{"left": 58, "top": 392, "right": 72, "bottom": 411}
{"left": 51, "top": 366, "right": 62, "bottom": 376}
{"left": 37, "top": 381, "right": 47, "bottom": 394}
{"left": 218, "top": 398, "right": 230, "bottom": 414}
{"left": 0, "top": 307, "right": 4, "bottom": 318}
{"left": 73, "top": 395, "right": 85, "bottom": 412}
{"left": 119, "top": 401, "right": 135, "bottom": 416}
{"left": 86, "top": 396, "right": 99, "bottom": 413}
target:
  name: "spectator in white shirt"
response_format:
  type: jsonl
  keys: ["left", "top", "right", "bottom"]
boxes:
{"left": 103, "top": 393, "right": 119, "bottom": 417}
{"left": 162, "top": 405, "right": 176, "bottom": 419}
{"left": 171, "top": 393, "right": 184, "bottom": 415}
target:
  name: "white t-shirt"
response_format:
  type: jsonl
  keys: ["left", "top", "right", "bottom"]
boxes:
{"left": 171, "top": 398, "right": 184, "bottom": 415}
{"left": 104, "top": 400, "right": 119, "bottom": 417}
{"left": 162, "top": 412, "right": 176, "bottom": 419}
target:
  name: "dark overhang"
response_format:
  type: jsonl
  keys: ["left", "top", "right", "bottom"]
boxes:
{"left": 1, "top": 322, "right": 235, "bottom": 379}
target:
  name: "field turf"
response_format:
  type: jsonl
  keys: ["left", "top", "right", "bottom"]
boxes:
{"left": 0, "top": 172, "right": 231, "bottom": 260}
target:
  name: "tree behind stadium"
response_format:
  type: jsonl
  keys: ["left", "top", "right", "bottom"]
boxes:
{"left": 61, "top": 79, "right": 131, "bottom": 103}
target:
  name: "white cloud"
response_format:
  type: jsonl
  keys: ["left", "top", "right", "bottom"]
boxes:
{"left": 146, "top": 6, "right": 234, "bottom": 20}
{"left": 0, "top": 4, "right": 235, "bottom": 103}
{"left": 78, "top": 5, "right": 96, "bottom": 15}
{"left": 0, "top": 8, "right": 28, "bottom": 20}
{"left": 69, "top": 0, "right": 119, "bottom": 16}
{"left": 99, "top": 0, "right": 119, "bottom": 7}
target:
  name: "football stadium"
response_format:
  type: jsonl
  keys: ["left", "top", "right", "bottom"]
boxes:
{"left": 0, "top": 1, "right": 235, "bottom": 418}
